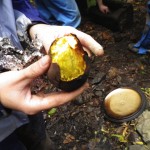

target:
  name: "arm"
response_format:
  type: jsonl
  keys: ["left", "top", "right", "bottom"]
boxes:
{"left": 0, "top": 24, "right": 104, "bottom": 114}
{"left": 0, "top": 1, "right": 103, "bottom": 115}
{"left": 96, "top": 0, "right": 109, "bottom": 14}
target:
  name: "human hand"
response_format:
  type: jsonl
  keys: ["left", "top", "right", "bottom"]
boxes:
{"left": 99, "top": 4, "right": 109, "bottom": 14}
{"left": 0, "top": 55, "right": 89, "bottom": 115}
{"left": 29, "top": 24, "right": 104, "bottom": 57}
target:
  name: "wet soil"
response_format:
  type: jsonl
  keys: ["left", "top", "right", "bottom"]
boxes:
{"left": 45, "top": 1, "right": 150, "bottom": 150}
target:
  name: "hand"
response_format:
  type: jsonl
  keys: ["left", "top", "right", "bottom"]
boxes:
{"left": 0, "top": 55, "right": 89, "bottom": 115}
{"left": 99, "top": 4, "right": 109, "bottom": 14}
{"left": 29, "top": 24, "right": 104, "bottom": 57}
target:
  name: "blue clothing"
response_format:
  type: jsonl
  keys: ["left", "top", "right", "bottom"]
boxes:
{"left": 133, "top": 0, "right": 150, "bottom": 54}
{"left": 35, "top": 0, "right": 81, "bottom": 28}
{"left": 0, "top": 0, "right": 23, "bottom": 50}
{"left": 12, "top": 0, "right": 47, "bottom": 23}
{"left": 0, "top": 0, "right": 47, "bottom": 143}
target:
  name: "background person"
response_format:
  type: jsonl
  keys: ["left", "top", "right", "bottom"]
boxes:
{"left": 97, "top": 0, "right": 110, "bottom": 14}
{"left": 128, "top": 0, "right": 150, "bottom": 54}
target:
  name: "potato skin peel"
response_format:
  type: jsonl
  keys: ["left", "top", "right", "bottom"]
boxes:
{"left": 47, "top": 34, "right": 90, "bottom": 91}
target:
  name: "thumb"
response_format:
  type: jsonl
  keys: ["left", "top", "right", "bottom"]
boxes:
{"left": 21, "top": 55, "right": 51, "bottom": 80}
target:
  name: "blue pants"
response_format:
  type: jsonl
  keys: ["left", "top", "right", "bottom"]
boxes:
{"left": 133, "top": 0, "right": 150, "bottom": 54}
{"left": 35, "top": 0, "right": 81, "bottom": 28}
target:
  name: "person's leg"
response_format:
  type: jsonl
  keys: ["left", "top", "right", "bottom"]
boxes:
{"left": 35, "top": 0, "right": 58, "bottom": 24}
{"left": 16, "top": 112, "right": 56, "bottom": 150}
{"left": 41, "top": 0, "right": 81, "bottom": 27}
{"left": 0, "top": 132, "right": 27, "bottom": 150}
{"left": 128, "top": 0, "right": 150, "bottom": 54}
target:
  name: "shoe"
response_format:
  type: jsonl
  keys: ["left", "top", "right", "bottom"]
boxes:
{"left": 128, "top": 43, "right": 139, "bottom": 53}
{"left": 128, "top": 42, "right": 150, "bottom": 54}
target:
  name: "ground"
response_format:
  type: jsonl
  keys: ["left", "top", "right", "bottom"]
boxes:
{"left": 43, "top": 1, "right": 150, "bottom": 150}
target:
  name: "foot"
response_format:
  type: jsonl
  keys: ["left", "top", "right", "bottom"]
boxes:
{"left": 128, "top": 43, "right": 139, "bottom": 53}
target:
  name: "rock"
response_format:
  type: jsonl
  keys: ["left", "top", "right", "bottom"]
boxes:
{"left": 136, "top": 110, "right": 150, "bottom": 143}
{"left": 129, "top": 145, "right": 147, "bottom": 150}
{"left": 90, "top": 72, "right": 106, "bottom": 85}
{"left": 107, "top": 67, "right": 119, "bottom": 79}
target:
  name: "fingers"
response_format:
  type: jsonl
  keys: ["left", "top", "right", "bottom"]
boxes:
{"left": 30, "top": 24, "right": 104, "bottom": 56}
{"left": 44, "top": 82, "right": 89, "bottom": 108}
{"left": 25, "top": 82, "right": 89, "bottom": 114}
{"left": 83, "top": 47, "right": 92, "bottom": 57}
{"left": 104, "top": 8, "right": 109, "bottom": 14}
{"left": 75, "top": 30, "right": 104, "bottom": 56}
{"left": 21, "top": 55, "right": 51, "bottom": 81}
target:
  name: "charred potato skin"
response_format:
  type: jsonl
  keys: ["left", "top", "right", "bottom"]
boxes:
{"left": 58, "top": 53, "right": 90, "bottom": 92}
{"left": 47, "top": 34, "right": 90, "bottom": 92}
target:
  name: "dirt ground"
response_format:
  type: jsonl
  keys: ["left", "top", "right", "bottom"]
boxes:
{"left": 45, "top": 1, "right": 150, "bottom": 150}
